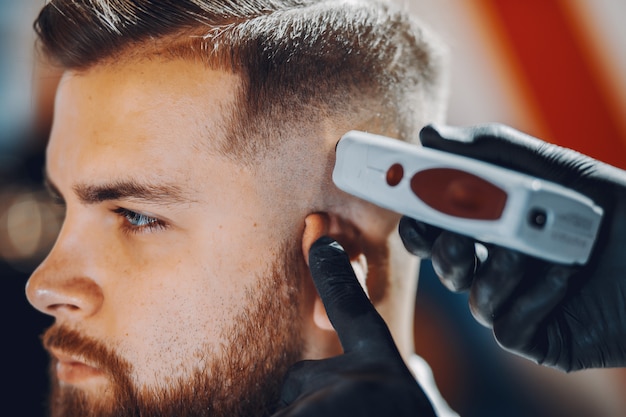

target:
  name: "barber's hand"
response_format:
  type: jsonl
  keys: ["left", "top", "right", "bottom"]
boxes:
{"left": 273, "top": 237, "right": 436, "bottom": 417}
{"left": 400, "top": 123, "right": 626, "bottom": 372}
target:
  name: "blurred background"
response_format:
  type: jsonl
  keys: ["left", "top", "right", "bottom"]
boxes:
{"left": 1, "top": 0, "right": 625, "bottom": 416}
{"left": 2, "top": 1, "right": 61, "bottom": 416}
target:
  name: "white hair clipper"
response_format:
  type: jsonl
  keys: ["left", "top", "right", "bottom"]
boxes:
{"left": 333, "top": 130, "right": 603, "bottom": 265}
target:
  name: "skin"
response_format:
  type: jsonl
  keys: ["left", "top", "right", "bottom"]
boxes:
{"left": 25, "top": 56, "right": 413, "bottom": 415}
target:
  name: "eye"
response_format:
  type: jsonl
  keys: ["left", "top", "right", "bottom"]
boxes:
{"left": 113, "top": 208, "right": 167, "bottom": 234}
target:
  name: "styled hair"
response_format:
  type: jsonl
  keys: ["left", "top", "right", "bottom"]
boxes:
{"left": 35, "top": 0, "right": 449, "bottom": 161}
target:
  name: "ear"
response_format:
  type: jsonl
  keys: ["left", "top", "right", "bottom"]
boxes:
{"left": 301, "top": 212, "right": 370, "bottom": 333}
{"left": 301, "top": 213, "right": 335, "bottom": 333}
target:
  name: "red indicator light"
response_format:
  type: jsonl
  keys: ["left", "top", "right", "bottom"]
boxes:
{"left": 386, "top": 163, "right": 404, "bottom": 186}
{"left": 410, "top": 168, "right": 507, "bottom": 220}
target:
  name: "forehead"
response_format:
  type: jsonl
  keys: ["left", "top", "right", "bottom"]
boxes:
{"left": 46, "top": 59, "right": 241, "bottom": 186}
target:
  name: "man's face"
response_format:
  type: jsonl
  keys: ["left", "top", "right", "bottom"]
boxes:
{"left": 26, "top": 59, "right": 310, "bottom": 416}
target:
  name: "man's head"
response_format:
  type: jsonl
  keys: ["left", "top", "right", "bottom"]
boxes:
{"left": 26, "top": 1, "right": 449, "bottom": 416}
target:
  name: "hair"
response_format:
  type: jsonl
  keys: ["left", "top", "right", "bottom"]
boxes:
{"left": 35, "top": 0, "right": 449, "bottom": 163}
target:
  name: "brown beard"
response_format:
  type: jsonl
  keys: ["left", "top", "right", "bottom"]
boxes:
{"left": 42, "top": 242, "right": 305, "bottom": 417}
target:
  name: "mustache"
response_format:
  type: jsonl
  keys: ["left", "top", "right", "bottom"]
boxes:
{"left": 42, "top": 325, "right": 132, "bottom": 385}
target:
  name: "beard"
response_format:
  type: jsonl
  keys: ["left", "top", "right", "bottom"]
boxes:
{"left": 42, "top": 241, "right": 306, "bottom": 417}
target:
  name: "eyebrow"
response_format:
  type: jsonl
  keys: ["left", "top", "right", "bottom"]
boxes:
{"left": 44, "top": 171, "right": 193, "bottom": 206}
{"left": 74, "top": 181, "right": 191, "bottom": 205}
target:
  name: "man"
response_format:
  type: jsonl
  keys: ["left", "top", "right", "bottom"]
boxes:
{"left": 26, "top": 0, "right": 455, "bottom": 416}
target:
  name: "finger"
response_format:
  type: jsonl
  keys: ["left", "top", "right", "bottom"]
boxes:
{"left": 419, "top": 123, "right": 541, "bottom": 172}
{"left": 492, "top": 264, "right": 573, "bottom": 363}
{"left": 420, "top": 124, "right": 591, "bottom": 187}
{"left": 468, "top": 246, "right": 527, "bottom": 327}
{"left": 398, "top": 216, "right": 441, "bottom": 258}
{"left": 419, "top": 123, "right": 539, "bottom": 160}
{"left": 430, "top": 231, "right": 476, "bottom": 291}
{"left": 308, "top": 236, "right": 396, "bottom": 354}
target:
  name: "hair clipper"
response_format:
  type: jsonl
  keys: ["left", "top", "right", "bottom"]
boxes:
{"left": 333, "top": 130, "right": 603, "bottom": 265}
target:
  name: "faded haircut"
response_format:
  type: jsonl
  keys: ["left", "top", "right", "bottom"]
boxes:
{"left": 35, "top": 0, "right": 449, "bottom": 162}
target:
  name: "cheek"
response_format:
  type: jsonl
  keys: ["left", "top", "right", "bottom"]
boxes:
{"left": 101, "top": 242, "right": 256, "bottom": 385}
{"left": 94, "top": 192, "right": 278, "bottom": 385}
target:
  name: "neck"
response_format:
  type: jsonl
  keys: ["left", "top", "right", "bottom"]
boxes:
{"left": 375, "top": 232, "right": 420, "bottom": 362}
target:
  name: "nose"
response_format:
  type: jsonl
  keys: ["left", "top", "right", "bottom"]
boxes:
{"left": 26, "top": 245, "right": 104, "bottom": 320}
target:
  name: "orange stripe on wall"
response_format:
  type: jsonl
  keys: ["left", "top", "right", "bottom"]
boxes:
{"left": 474, "top": 0, "right": 626, "bottom": 168}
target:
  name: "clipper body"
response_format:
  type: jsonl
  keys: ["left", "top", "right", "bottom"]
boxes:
{"left": 333, "top": 131, "right": 603, "bottom": 265}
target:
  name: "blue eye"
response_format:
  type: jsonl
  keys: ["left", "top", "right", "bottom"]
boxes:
{"left": 113, "top": 208, "right": 166, "bottom": 233}
{"left": 123, "top": 210, "right": 157, "bottom": 227}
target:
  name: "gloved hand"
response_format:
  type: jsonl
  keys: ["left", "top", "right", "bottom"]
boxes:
{"left": 273, "top": 237, "right": 436, "bottom": 417}
{"left": 400, "top": 123, "right": 626, "bottom": 372}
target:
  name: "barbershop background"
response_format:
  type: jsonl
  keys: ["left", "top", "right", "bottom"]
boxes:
{"left": 2, "top": 1, "right": 625, "bottom": 416}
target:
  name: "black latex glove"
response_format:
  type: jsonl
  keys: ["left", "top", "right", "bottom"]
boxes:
{"left": 273, "top": 237, "right": 436, "bottom": 417}
{"left": 400, "top": 123, "right": 626, "bottom": 372}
